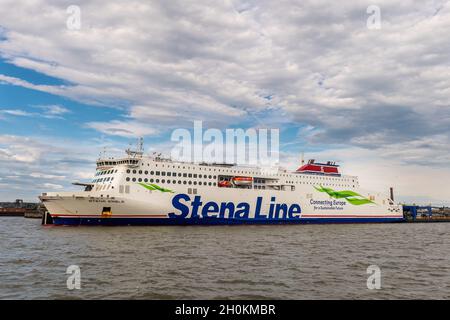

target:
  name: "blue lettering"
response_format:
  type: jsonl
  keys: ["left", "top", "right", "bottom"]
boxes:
{"left": 191, "top": 196, "right": 203, "bottom": 218}
{"left": 254, "top": 197, "right": 267, "bottom": 219}
{"left": 234, "top": 202, "right": 250, "bottom": 219}
{"left": 169, "top": 194, "right": 191, "bottom": 218}
{"left": 274, "top": 203, "right": 288, "bottom": 219}
{"left": 219, "top": 202, "right": 235, "bottom": 219}
{"left": 202, "top": 201, "right": 219, "bottom": 218}
{"left": 288, "top": 204, "right": 301, "bottom": 219}
{"left": 170, "top": 194, "right": 302, "bottom": 221}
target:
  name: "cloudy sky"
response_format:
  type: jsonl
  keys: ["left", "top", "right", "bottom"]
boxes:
{"left": 0, "top": 0, "right": 449, "bottom": 204}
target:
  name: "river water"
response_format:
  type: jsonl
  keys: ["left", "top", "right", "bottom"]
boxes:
{"left": 0, "top": 217, "right": 449, "bottom": 299}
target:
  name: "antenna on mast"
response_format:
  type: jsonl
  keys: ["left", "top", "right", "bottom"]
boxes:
{"left": 125, "top": 137, "right": 144, "bottom": 158}
{"left": 301, "top": 152, "right": 305, "bottom": 166}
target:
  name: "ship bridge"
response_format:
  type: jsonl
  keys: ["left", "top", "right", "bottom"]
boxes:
{"left": 96, "top": 138, "right": 144, "bottom": 170}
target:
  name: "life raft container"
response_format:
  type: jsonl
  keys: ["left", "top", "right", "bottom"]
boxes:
{"left": 231, "top": 176, "right": 253, "bottom": 186}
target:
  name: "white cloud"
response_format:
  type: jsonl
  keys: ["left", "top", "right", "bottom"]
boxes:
{"left": 30, "top": 172, "right": 66, "bottom": 180}
{"left": 0, "top": 134, "right": 109, "bottom": 201}
{"left": 0, "top": 0, "right": 447, "bottom": 145}
{"left": 36, "top": 104, "right": 71, "bottom": 118}
{"left": 0, "top": 109, "right": 34, "bottom": 117}
{"left": 0, "top": 104, "right": 71, "bottom": 119}
{"left": 43, "top": 183, "right": 63, "bottom": 190}
{"left": 86, "top": 120, "right": 158, "bottom": 138}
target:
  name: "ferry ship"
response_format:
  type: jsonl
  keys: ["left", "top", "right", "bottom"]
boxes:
{"left": 39, "top": 143, "right": 404, "bottom": 225}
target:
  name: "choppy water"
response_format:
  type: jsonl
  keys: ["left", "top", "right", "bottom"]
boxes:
{"left": 0, "top": 217, "right": 449, "bottom": 299}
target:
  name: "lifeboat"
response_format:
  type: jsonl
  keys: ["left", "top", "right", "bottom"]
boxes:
{"left": 218, "top": 180, "right": 232, "bottom": 188}
{"left": 231, "top": 176, "right": 253, "bottom": 186}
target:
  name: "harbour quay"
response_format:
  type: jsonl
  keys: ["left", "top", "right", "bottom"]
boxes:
{"left": 0, "top": 199, "right": 45, "bottom": 218}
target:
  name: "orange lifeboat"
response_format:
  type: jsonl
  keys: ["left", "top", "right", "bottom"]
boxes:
{"left": 218, "top": 180, "right": 232, "bottom": 188}
{"left": 231, "top": 176, "right": 253, "bottom": 186}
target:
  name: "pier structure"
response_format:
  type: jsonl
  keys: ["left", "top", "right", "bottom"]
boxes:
{"left": 403, "top": 205, "right": 450, "bottom": 222}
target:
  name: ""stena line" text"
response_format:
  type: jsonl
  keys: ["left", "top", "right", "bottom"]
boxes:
{"left": 168, "top": 194, "right": 302, "bottom": 220}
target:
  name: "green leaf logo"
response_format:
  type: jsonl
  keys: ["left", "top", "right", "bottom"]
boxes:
{"left": 138, "top": 183, "right": 174, "bottom": 193}
{"left": 314, "top": 185, "right": 375, "bottom": 205}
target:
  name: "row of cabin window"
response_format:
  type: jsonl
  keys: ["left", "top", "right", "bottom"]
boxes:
{"left": 95, "top": 184, "right": 114, "bottom": 191}
{"left": 145, "top": 162, "right": 256, "bottom": 174}
{"left": 95, "top": 169, "right": 118, "bottom": 176}
{"left": 126, "top": 169, "right": 216, "bottom": 179}
{"left": 93, "top": 177, "right": 114, "bottom": 183}
{"left": 149, "top": 164, "right": 354, "bottom": 182}
{"left": 140, "top": 162, "right": 357, "bottom": 183}
{"left": 126, "top": 177, "right": 216, "bottom": 186}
